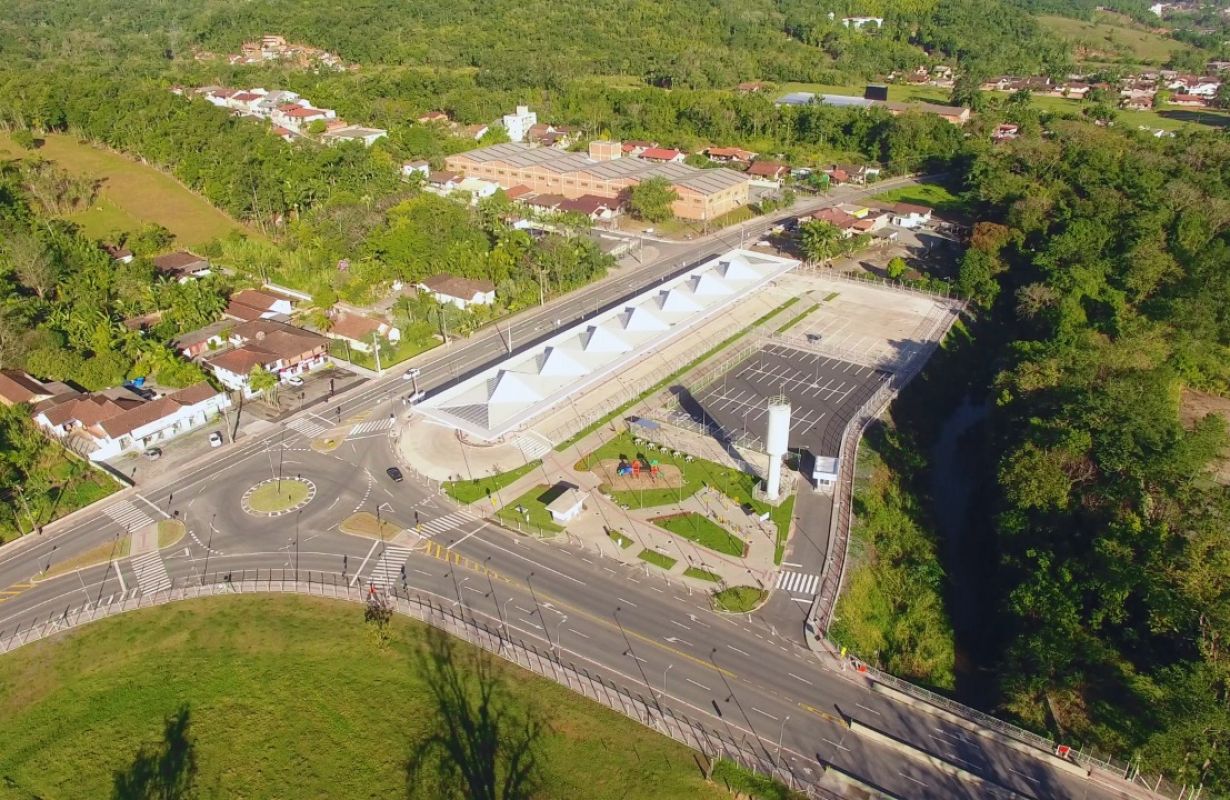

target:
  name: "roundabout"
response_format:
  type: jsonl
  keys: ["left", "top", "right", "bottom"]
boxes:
{"left": 241, "top": 478, "right": 316, "bottom": 517}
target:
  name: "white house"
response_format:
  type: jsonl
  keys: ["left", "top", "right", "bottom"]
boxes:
{"left": 842, "top": 16, "right": 884, "bottom": 28}
{"left": 417, "top": 274, "right": 496, "bottom": 310}
{"left": 34, "top": 383, "right": 231, "bottom": 461}
{"left": 204, "top": 319, "right": 329, "bottom": 396}
{"left": 431, "top": 176, "right": 500, "bottom": 204}
{"left": 320, "top": 125, "right": 388, "bottom": 147}
{"left": 225, "top": 289, "right": 295, "bottom": 322}
{"left": 890, "top": 202, "right": 933, "bottom": 229}
{"left": 401, "top": 160, "right": 430, "bottom": 179}
{"left": 502, "top": 105, "right": 538, "bottom": 143}
{"left": 545, "top": 487, "right": 588, "bottom": 524}
{"left": 325, "top": 311, "right": 401, "bottom": 353}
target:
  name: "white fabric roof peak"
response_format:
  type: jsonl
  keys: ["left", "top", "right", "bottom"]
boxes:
{"left": 583, "top": 324, "right": 633, "bottom": 353}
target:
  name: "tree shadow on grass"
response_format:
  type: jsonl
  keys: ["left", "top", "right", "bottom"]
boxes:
{"left": 112, "top": 705, "right": 196, "bottom": 800}
{"left": 405, "top": 628, "right": 545, "bottom": 800}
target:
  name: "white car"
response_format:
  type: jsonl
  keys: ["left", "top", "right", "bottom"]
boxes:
{"left": 286, "top": 375, "right": 304, "bottom": 387}
{"left": 403, "top": 367, "right": 421, "bottom": 380}
{"left": 209, "top": 432, "right": 223, "bottom": 448}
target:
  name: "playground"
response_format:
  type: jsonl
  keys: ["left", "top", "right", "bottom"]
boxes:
{"left": 591, "top": 458, "right": 684, "bottom": 492}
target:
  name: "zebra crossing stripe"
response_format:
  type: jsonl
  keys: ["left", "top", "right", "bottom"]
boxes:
{"left": 418, "top": 510, "right": 476, "bottom": 537}
{"left": 350, "top": 418, "right": 395, "bottom": 435}
{"left": 287, "top": 418, "right": 329, "bottom": 438}
{"left": 367, "top": 545, "right": 413, "bottom": 587}
{"left": 512, "top": 433, "right": 551, "bottom": 459}
{"left": 105, "top": 502, "right": 154, "bottom": 530}
{"left": 775, "top": 570, "right": 820, "bottom": 595}
{"left": 131, "top": 552, "right": 172, "bottom": 593}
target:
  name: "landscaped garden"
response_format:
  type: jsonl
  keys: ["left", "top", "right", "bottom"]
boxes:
{"left": 651, "top": 513, "right": 745, "bottom": 557}
{"left": 711, "top": 586, "right": 767, "bottom": 613}
{"left": 637, "top": 548, "right": 678, "bottom": 570}
{"left": 494, "top": 484, "right": 565, "bottom": 534}
{"left": 444, "top": 460, "right": 542, "bottom": 504}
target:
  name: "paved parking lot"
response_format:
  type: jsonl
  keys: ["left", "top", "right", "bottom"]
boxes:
{"left": 679, "top": 344, "right": 888, "bottom": 457}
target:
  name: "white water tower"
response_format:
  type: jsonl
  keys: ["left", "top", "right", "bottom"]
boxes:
{"left": 765, "top": 396, "right": 791, "bottom": 501}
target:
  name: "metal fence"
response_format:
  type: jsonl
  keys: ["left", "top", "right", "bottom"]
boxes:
{"left": 796, "top": 262, "right": 957, "bottom": 299}
{"left": 0, "top": 570, "right": 842, "bottom": 800}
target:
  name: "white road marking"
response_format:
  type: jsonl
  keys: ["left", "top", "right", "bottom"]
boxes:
{"left": 111, "top": 561, "right": 126, "bottom": 593}
{"left": 567, "top": 628, "right": 591, "bottom": 639}
{"left": 727, "top": 644, "right": 749, "bottom": 656}
{"left": 788, "top": 672, "right": 813, "bottom": 686}
{"left": 898, "top": 772, "right": 927, "bottom": 787}
{"left": 669, "top": 619, "right": 691, "bottom": 630}
{"left": 349, "top": 539, "right": 380, "bottom": 587}
{"left": 616, "top": 597, "right": 637, "bottom": 608}
{"left": 752, "top": 707, "right": 779, "bottom": 721}
{"left": 685, "top": 677, "right": 711, "bottom": 691}
{"left": 855, "top": 703, "right": 881, "bottom": 716}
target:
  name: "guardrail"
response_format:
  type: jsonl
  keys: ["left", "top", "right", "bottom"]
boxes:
{"left": 0, "top": 569, "right": 842, "bottom": 800}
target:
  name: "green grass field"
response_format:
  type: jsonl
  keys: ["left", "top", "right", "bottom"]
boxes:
{"left": 495, "top": 484, "right": 567, "bottom": 534}
{"left": 712, "top": 586, "right": 766, "bottom": 613}
{"left": 873, "top": 182, "right": 967, "bottom": 215}
{"left": 652, "top": 513, "right": 746, "bottom": 557}
{"left": 0, "top": 131, "right": 253, "bottom": 247}
{"left": 1038, "top": 12, "right": 1192, "bottom": 64}
{"left": 444, "top": 460, "right": 542, "bottom": 504}
{"left": 0, "top": 595, "right": 739, "bottom": 799}
{"left": 638, "top": 548, "right": 678, "bottom": 570}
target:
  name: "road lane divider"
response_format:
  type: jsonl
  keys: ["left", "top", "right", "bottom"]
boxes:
{"left": 822, "top": 763, "right": 905, "bottom": 800}
{"left": 844, "top": 716, "right": 1031, "bottom": 800}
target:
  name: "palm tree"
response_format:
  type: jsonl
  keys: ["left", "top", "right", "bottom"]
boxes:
{"left": 799, "top": 220, "right": 843, "bottom": 263}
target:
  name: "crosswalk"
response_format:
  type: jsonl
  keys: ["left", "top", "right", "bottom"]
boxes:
{"left": 131, "top": 551, "right": 172, "bottom": 593}
{"left": 512, "top": 432, "right": 552, "bottom": 460}
{"left": 418, "top": 509, "right": 476, "bottom": 538}
{"left": 350, "top": 417, "right": 394, "bottom": 436}
{"left": 286, "top": 417, "right": 330, "bottom": 438}
{"left": 776, "top": 570, "right": 820, "bottom": 595}
{"left": 105, "top": 500, "right": 155, "bottom": 531}
{"left": 368, "top": 545, "right": 414, "bottom": 588}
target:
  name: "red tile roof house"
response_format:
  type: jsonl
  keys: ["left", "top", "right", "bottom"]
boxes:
{"left": 705, "top": 147, "right": 757, "bottom": 164}
{"left": 621, "top": 140, "right": 657, "bottom": 156}
{"left": 746, "top": 160, "right": 789, "bottom": 185}
{"left": 807, "top": 207, "right": 861, "bottom": 236}
{"left": 172, "top": 320, "right": 233, "bottom": 359}
{"left": 0, "top": 369, "right": 69, "bottom": 407}
{"left": 416, "top": 274, "right": 497, "bottom": 310}
{"left": 224, "top": 289, "right": 295, "bottom": 322}
{"left": 637, "top": 147, "right": 685, "bottom": 163}
{"left": 151, "top": 252, "right": 211, "bottom": 283}
{"left": 204, "top": 319, "right": 329, "bottom": 396}
{"left": 325, "top": 311, "right": 401, "bottom": 353}
{"left": 32, "top": 383, "right": 230, "bottom": 461}
{"left": 556, "top": 194, "right": 617, "bottom": 220}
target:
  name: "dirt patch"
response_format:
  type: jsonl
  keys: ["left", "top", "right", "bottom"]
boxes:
{"left": 590, "top": 459, "right": 683, "bottom": 492}
{"left": 1180, "top": 388, "right": 1230, "bottom": 484}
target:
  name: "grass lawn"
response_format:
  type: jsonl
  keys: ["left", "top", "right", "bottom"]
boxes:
{"left": 39, "top": 536, "right": 132, "bottom": 581}
{"left": 1038, "top": 12, "right": 1192, "bottom": 64}
{"left": 495, "top": 484, "right": 566, "bottom": 534}
{"left": 156, "top": 520, "right": 186, "bottom": 549}
{"left": 775, "top": 303, "right": 819, "bottom": 334}
{"left": 712, "top": 586, "right": 767, "bottom": 613}
{"left": 443, "top": 460, "right": 542, "bottom": 504}
{"left": 683, "top": 566, "right": 722, "bottom": 583}
{"left": 339, "top": 511, "right": 405, "bottom": 541}
{"left": 608, "top": 529, "right": 634, "bottom": 549}
{"left": 771, "top": 494, "right": 796, "bottom": 566}
{"left": 0, "top": 595, "right": 737, "bottom": 799}
{"left": 328, "top": 335, "right": 438, "bottom": 371}
{"left": 873, "top": 182, "right": 967, "bottom": 215}
{"left": 246, "top": 479, "right": 310, "bottom": 513}
{"left": 652, "top": 513, "right": 745, "bottom": 557}
{"left": 638, "top": 548, "right": 678, "bottom": 570}
{"left": 0, "top": 132, "right": 254, "bottom": 248}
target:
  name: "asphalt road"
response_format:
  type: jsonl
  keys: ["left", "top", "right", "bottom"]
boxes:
{"left": 0, "top": 180, "right": 1150, "bottom": 800}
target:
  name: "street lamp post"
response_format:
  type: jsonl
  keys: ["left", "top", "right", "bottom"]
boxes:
{"left": 776, "top": 714, "right": 791, "bottom": 763}
{"left": 662, "top": 663, "right": 674, "bottom": 698}
{"left": 502, "top": 596, "right": 515, "bottom": 639}
{"left": 554, "top": 615, "right": 568, "bottom": 656}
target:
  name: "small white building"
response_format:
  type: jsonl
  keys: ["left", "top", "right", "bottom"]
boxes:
{"left": 417, "top": 274, "right": 497, "bottom": 310}
{"left": 320, "top": 125, "right": 388, "bottom": 147}
{"left": 401, "top": 160, "right": 430, "bottom": 179}
{"left": 502, "top": 105, "right": 538, "bottom": 143}
{"left": 546, "top": 487, "right": 588, "bottom": 524}
{"left": 890, "top": 202, "right": 933, "bottom": 229}
{"left": 842, "top": 16, "right": 884, "bottom": 28}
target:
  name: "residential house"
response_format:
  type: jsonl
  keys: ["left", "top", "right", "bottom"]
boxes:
{"left": 252, "top": 90, "right": 301, "bottom": 119}
{"left": 426, "top": 175, "right": 500, "bottom": 204}
{"left": 173, "top": 320, "right": 233, "bottom": 359}
{"left": 638, "top": 147, "right": 685, "bottom": 164}
{"left": 502, "top": 105, "right": 538, "bottom": 142}
{"left": 842, "top": 16, "right": 883, "bottom": 28}
{"left": 1061, "top": 82, "right": 1091, "bottom": 100}
{"left": 426, "top": 171, "right": 463, "bottom": 192}
{"left": 807, "top": 207, "right": 860, "bottom": 236}
{"left": 205, "top": 320, "right": 328, "bottom": 395}
{"left": 736, "top": 81, "right": 765, "bottom": 93}
{"left": 271, "top": 125, "right": 296, "bottom": 142}
{"left": 151, "top": 252, "right": 211, "bottom": 282}
{"left": 417, "top": 274, "right": 496, "bottom": 310}
{"left": 620, "top": 140, "right": 657, "bottom": 157}
{"left": 556, "top": 194, "right": 617, "bottom": 220}
{"left": 325, "top": 310, "right": 401, "bottom": 353}
{"left": 836, "top": 202, "right": 870, "bottom": 219}
{"left": 320, "top": 125, "right": 388, "bottom": 147}
{"left": 401, "top": 160, "right": 430, "bottom": 179}
{"left": 77, "top": 383, "right": 231, "bottom": 461}
{"left": 890, "top": 202, "right": 933, "bottom": 229}
{"left": 746, "top": 160, "right": 789, "bottom": 186}
{"left": 1122, "top": 95, "right": 1155, "bottom": 111}
{"left": 825, "top": 167, "right": 851, "bottom": 185}
{"left": 524, "top": 193, "right": 567, "bottom": 212}
{"left": 460, "top": 123, "right": 490, "bottom": 141}
{"left": 526, "top": 123, "right": 580, "bottom": 149}
{"left": 272, "top": 104, "right": 336, "bottom": 132}
{"left": 1170, "top": 93, "right": 1208, "bottom": 107}
{"left": 851, "top": 210, "right": 891, "bottom": 234}
{"left": 705, "top": 147, "right": 757, "bottom": 164}
{"left": 0, "top": 370, "right": 63, "bottom": 407}
{"left": 225, "top": 289, "right": 294, "bottom": 322}
{"left": 417, "top": 111, "right": 450, "bottom": 124}
{"left": 831, "top": 163, "right": 880, "bottom": 185}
